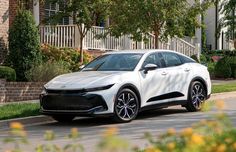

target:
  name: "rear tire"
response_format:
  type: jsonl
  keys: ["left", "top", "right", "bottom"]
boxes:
{"left": 113, "top": 88, "right": 139, "bottom": 123}
{"left": 52, "top": 115, "right": 75, "bottom": 122}
{"left": 185, "top": 81, "right": 206, "bottom": 112}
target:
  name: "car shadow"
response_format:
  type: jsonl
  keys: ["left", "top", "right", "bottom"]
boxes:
{"left": 40, "top": 107, "right": 188, "bottom": 127}
{"left": 137, "top": 108, "right": 188, "bottom": 120}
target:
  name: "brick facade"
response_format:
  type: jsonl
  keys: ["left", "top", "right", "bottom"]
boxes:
{"left": 9, "top": 0, "right": 18, "bottom": 27}
{"left": 0, "top": 79, "right": 44, "bottom": 102}
{"left": 39, "top": 2, "right": 45, "bottom": 24}
{"left": 0, "top": 0, "right": 9, "bottom": 64}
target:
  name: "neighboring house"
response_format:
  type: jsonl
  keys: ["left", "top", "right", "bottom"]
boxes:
{"left": 204, "top": 1, "right": 234, "bottom": 50}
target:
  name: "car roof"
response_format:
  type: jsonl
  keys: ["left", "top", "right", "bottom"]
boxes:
{"left": 105, "top": 49, "right": 179, "bottom": 55}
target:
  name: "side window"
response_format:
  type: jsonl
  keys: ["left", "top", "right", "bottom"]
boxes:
{"left": 142, "top": 53, "right": 164, "bottom": 68}
{"left": 162, "top": 52, "right": 183, "bottom": 67}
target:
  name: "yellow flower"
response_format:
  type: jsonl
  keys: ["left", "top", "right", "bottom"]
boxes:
{"left": 190, "top": 133, "right": 204, "bottom": 145}
{"left": 70, "top": 128, "right": 79, "bottom": 139}
{"left": 225, "top": 138, "right": 232, "bottom": 143}
{"left": 103, "top": 127, "right": 118, "bottom": 137}
{"left": 10, "top": 122, "right": 24, "bottom": 130}
{"left": 215, "top": 100, "right": 225, "bottom": 110}
{"left": 167, "top": 128, "right": 176, "bottom": 136}
{"left": 200, "top": 120, "right": 207, "bottom": 125}
{"left": 44, "top": 130, "right": 55, "bottom": 141}
{"left": 232, "top": 142, "right": 236, "bottom": 150}
{"left": 216, "top": 144, "right": 226, "bottom": 152}
{"left": 167, "top": 142, "right": 175, "bottom": 150}
{"left": 181, "top": 128, "right": 193, "bottom": 137}
{"left": 145, "top": 147, "right": 161, "bottom": 152}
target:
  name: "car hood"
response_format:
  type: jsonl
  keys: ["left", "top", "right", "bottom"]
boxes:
{"left": 45, "top": 71, "right": 124, "bottom": 90}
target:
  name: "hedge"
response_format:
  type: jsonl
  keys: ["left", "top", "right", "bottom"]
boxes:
{"left": 0, "top": 66, "right": 16, "bottom": 81}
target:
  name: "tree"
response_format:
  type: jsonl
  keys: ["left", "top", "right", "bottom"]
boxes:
{"left": 218, "top": 0, "right": 236, "bottom": 48}
{"left": 7, "top": 10, "right": 41, "bottom": 81}
{"left": 16, "top": 0, "right": 44, "bottom": 10}
{"left": 48, "top": 0, "right": 110, "bottom": 63}
{"left": 109, "top": 0, "right": 212, "bottom": 49}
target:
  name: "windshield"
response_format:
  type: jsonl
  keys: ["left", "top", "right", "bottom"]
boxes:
{"left": 82, "top": 53, "right": 143, "bottom": 71}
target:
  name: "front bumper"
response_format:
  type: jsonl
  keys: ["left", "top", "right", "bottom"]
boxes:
{"left": 40, "top": 92, "right": 109, "bottom": 116}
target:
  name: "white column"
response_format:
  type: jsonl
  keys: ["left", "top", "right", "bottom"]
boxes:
{"left": 33, "top": 0, "right": 40, "bottom": 25}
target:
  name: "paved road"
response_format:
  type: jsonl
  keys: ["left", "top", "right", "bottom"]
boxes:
{"left": 0, "top": 96, "right": 236, "bottom": 152}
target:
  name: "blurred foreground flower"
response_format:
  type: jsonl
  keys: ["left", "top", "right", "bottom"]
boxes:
{"left": 190, "top": 133, "right": 204, "bottom": 145}
{"left": 10, "top": 122, "right": 24, "bottom": 130}
{"left": 68, "top": 128, "right": 80, "bottom": 139}
{"left": 215, "top": 100, "right": 225, "bottom": 110}
{"left": 103, "top": 126, "right": 118, "bottom": 137}
{"left": 98, "top": 127, "right": 130, "bottom": 152}
{"left": 44, "top": 130, "right": 55, "bottom": 141}
{"left": 181, "top": 127, "right": 193, "bottom": 137}
{"left": 167, "top": 128, "right": 176, "bottom": 136}
{"left": 145, "top": 147, "right": 162, "bottom": 152}
{"left": 167, "top": 142, "right": 175, "bottom": 151}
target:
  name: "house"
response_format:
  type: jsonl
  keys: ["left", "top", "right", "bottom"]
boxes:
{"left": 204, "top": 1, "right": 234, "bottom": 50}
{"left": 0, "top": 0, "right": 232, "bottom": 64}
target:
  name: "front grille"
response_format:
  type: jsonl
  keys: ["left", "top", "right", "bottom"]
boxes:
{"left": 46, "top": 89, "right": 87, "bottom": 94}
{"left": 40, "top": 94, "right": 108, "bottom": 111}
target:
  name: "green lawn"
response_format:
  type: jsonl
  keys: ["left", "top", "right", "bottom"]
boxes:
{"left": 0, "top": 102, "right": 40, "bottom": 120}
{"left": 212, "top": 83, "right": 236, "bottom": 94}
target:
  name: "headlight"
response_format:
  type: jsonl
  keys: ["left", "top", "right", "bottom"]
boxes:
{"left": 85, "top": 84, "right": 114, "bottom": 92}
{"left": 41, "top": 87, "right": 47, "bottom": 94}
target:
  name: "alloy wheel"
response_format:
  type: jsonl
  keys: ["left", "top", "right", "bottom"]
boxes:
{"left": 115, "top": 89, "right": 139, "bottom": 122}
{"left": 191, "top": 83, "right": 206, "bottom": 109}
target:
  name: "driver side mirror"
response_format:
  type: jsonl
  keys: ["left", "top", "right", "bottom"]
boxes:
{"left": 143, "top": 64, "right": 158, "bottom": 74}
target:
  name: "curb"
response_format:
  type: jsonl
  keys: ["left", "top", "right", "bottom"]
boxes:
{"left": 0, "top": 115, "right": 53, "bottom": 129}
{"left": 210, "top": 91, "right": 236, "bottom": 100}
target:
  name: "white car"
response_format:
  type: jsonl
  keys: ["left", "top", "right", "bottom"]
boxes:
{"left": 40, "top": 50, "right": 211, "bottom": 123}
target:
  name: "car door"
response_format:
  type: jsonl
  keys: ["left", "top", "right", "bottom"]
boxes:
{"left": 161, "top": 52, "right": 192, "bottom": 101}
{"left": 139, "top": 52, "right": 170, "bottom": 107}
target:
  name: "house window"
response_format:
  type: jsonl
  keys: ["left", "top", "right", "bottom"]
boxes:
{"left": 44, "top": 1, "right": 69, "bottom": 25}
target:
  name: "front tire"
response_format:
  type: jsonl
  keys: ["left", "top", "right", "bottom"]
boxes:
{"left": 113, "top": 88, "right": 139, "bottom": 123}
{"left": 185, "top": 81, "right": 206, "bottom": 112}
{"left": 52, "top": 115, "right": 75, "bottom": 122}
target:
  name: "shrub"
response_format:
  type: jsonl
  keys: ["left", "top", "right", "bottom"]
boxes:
{"left": 25, "top": 61, "right": 70, "bottom": 82}
{"left": 227, "top": 56, "right": 236, "bottom": 78}
{"left": 208, "top": 62, "right": 216, "bottom": 78}
{"left": 215, "top": 57, "right": 232, "bottom": 78}
{"left": 200, "top": 54, "right": 208, "bottom": 63}
{"left": 0, "top": 66, "right": 16, "bottom": 81}
{"left": 41, "top": 44, "right": 93, "bottom": 71}
{"left": 6, "top": 10, "right": 41, "bottom": 81}
{"left": 190, "top": 54, "right": 199, "bottom": 63}
{"left": 205, "top": 49, "right": 236, "bottom": 56}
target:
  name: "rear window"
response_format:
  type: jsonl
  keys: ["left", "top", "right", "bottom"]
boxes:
{"left": 178, "top": 54, "right": 196, "bottom": 63}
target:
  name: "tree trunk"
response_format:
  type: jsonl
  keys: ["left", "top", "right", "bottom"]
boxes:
{"left": 154, "top": 31, "right": 159, "bottom": 49}
{"left": 79, "top": 36, "right": 84, "bottom": 63}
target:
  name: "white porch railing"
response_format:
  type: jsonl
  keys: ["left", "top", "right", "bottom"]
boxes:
{"left": 40, "top": 25, "right": 199, "bottom": 57}
{"left": 84, "top": 26, "right": 132, "bottom": 50}
{"left": 40, "top": 25, "right": 78, "bottom": 48}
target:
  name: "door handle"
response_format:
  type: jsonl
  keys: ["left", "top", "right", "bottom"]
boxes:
{"left": 161, "top": 72, "right": 167, "bottom": 75}
{"left": 184, "top": 68, "right": 190, "bottom": 72}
